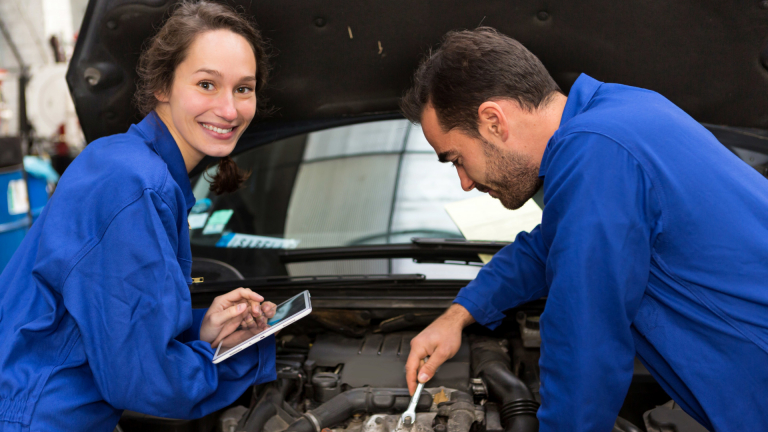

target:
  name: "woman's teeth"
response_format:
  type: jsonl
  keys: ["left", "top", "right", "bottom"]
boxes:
{"left": 202, "top": 123, "right": 233, "bottom": 134}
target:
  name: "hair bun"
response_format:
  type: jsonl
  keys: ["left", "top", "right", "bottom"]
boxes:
{"left": 208, "top": 156, "right": 250, "bottom": 194}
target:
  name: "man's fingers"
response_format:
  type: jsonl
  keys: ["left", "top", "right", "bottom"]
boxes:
{"left": 417, "top": 349, "right": 448, "bottom": 384}
{"left": 405, "top": 345, "right": 428, "bottom": 395}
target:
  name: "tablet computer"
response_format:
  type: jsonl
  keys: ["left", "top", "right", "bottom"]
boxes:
{"left": 212, "top": 290, "right": 312, "bottom": 364}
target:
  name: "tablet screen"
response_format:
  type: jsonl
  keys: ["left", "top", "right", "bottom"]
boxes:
{"left": 213, "top": 291, "right": 311, "bottom": 363}
{"left": 266, "top": 292, "right": 306, "bottom": 326}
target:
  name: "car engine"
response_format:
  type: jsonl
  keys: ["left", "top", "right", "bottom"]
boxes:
{"left": 225, "top": 331, "right": 537, "bottom": 432}
{"left": 118, "top": 309, "right": 662, "bottom": 432}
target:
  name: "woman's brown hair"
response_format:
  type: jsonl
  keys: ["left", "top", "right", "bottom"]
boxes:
{"left": 135, "top": 0, "right": 269, "bottom": 194}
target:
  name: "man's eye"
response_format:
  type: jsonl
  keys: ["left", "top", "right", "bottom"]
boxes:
{"left": 451, "top": 160, "right": 460, "bottom": 168}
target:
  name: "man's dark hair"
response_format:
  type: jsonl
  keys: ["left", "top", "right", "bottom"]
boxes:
{"left": 401, "top": 27, "right": 561, "bottom": 137}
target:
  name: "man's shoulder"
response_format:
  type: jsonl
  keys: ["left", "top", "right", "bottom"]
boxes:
{"left": 562, "top": 85, "right": 672, "bottom": 134}
{"left": 552, "top": 83, "right": 706, "bottom": 159}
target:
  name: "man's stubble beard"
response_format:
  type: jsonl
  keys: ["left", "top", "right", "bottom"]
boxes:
{"left": 478, "top": 137, "right": 543, "bottom": 210}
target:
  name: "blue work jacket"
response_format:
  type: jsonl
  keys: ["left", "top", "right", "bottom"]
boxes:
{"left": 455, "top": 75, "right": 768, "bottom": 431}
{"left": 0, "top": 112, "right": 276, "bottom": 431}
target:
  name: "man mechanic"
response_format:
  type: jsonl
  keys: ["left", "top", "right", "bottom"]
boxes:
{"left": 401, "top": 27, "right": 768, "bottom": 431}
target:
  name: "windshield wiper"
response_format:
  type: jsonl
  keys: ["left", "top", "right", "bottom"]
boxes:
{"left": 277, "top": 237, "right": 510, "bottom": 265}
{"left": 192, "top": 273, "right": 427, "bottom": 292}
{"left": 188, "top": 273, "right": 474, "bottom": 309}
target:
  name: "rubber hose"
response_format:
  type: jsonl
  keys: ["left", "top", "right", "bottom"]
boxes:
{"left": 284, "top": 388, "right": 433, "bottom": 432}
{"left": 470, "top": 337, "right": 539, "bottom": 432}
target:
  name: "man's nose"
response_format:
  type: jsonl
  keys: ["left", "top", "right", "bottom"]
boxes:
{"left": 457, "top": 167, "right": 475, "bottom": 192}
{"left": 214, "top": 92, "right": 238, "bottom": 121}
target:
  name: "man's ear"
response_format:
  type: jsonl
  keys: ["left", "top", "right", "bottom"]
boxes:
{"left": 477, "top": 101, "right": 508, "bottom": 142}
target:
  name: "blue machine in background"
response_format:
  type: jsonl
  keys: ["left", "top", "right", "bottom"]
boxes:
{"left": 0, "top": 137, "right": 28, "bottom": 270}
{"left": 0, "top": 138, "right": 54, "bottom": 271}
{"left": 23, "top": 155, "right": 58, "bottom": 222}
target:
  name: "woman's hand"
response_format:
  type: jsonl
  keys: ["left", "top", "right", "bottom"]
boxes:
{"left": 238, "top": 301, "right": 277, "bottom": 332}
{"left": 200, "top": 288, "right": 267, "bottom": 347}
{"left": 214, "top": 300, "right": 278, "bottom": 350}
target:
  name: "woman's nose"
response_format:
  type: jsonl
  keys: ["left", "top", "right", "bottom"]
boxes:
{"left": 214, "top": 93, "right": 238, "bottom": 121}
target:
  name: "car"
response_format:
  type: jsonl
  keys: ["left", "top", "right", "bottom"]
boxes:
{"left": 66, "top": 1, "right": 768, "bottom": 431}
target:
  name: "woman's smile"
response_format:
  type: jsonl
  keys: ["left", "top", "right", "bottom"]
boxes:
{"left": 200, "top": 122, "right": 237, "bottom": 139}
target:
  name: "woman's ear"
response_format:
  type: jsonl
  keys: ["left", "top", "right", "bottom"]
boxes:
{"left": 154, "top": 89, "right": 169, "bottom": 103}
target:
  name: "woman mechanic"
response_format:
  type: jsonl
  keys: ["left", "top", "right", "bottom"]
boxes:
{"left": 0, "top": 2, "right": 278, "bottom": 430}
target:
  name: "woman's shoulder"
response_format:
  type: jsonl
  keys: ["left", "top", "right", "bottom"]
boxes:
{"left": 33, "top": 131, "right": 180, "bottom": 293}
{"left": 53, "top": 131, "right": 174, "bottom": 215}
{"left": 66, "top": 131, "right": 169, "bottom": 190}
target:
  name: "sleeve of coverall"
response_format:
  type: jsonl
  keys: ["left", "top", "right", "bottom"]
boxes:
{"left": 536, "top": 133, "right": 661, "bottom": 432}
{"left": 60, "top": 189, "right": 276, "bottom": 419}
{"left": 177, "top": 309, "right": 206, "bottom": 343}
{"left": 453, "top": 220, "right": 550, "bottom": 329}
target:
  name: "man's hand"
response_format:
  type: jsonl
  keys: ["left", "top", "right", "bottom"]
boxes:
{"left": 200, "top": 288, "right": 271, "bottom": 347}
{"left": 405, "top": 304, "right": 475, "bottom": 394}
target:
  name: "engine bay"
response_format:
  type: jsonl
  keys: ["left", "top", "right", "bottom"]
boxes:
{"left": 231, "top": 330, "right": 533, "bottom": 432}
{"left": 117, "top": 308, "right": 681, "bottom": 432}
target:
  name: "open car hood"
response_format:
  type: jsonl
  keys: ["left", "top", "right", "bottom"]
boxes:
{"left": 68, "top": 0, "right": 768, "bottom": 148}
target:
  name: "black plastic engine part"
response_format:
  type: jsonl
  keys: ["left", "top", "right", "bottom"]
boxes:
{"left": 238, "top": 379, "right": 297, "bottom": 432}
{"left": 307, "top": 332, "right": 470, "bottom": 388}
{"left": 283, "top": 387, "right": 432, "bottom": 432}
{"left": 376, "top": 312, "right": 441, "bottom": 333}
{"left": 311, "top": 372, "right": 341, "bottom": 403}
{"left": 470, "top": 337, "right": 539, "bottom": 432}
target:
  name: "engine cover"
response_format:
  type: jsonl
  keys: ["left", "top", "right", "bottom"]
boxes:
{"left": 308, "top": 332, "right": 470, "bottom": 389}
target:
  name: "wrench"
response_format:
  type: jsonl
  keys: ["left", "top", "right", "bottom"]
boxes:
{"left": 398, "top": 355, "right": 432, "bottom": 430}
{"left": 400, "top": 381, "right": 424, "bottom": 428}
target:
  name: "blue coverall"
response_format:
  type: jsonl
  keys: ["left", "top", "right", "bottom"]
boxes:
{"left": 0, "top": 112, "right": 276, "bottom": 431}
{"left": 455, "top": 74, "right": 768, "bottom": 431}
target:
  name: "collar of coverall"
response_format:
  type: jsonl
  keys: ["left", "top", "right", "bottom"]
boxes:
{"left": 133, "top": 110, "right": 197, "bottom": 214}
{"left": 538, "top": 73, "right": 603, "bottom": 179}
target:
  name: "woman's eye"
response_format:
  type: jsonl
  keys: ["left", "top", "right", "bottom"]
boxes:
{"left": 451, "top": 160, "right": 460, "bottom": 168}
{"left": 198, "top": 81, "right": 214, "bottom": 90}
{"left": 236, "top": 86, "right": 253, "bottom": 94}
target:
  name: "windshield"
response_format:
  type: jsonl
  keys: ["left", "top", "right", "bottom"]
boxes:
{"left": 190, "top": 119, "right": 485, "bottom": 278}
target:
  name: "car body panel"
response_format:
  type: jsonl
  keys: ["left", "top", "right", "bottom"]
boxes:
{"left": 68, "top": 0, "right": 768, "bottom": 147}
